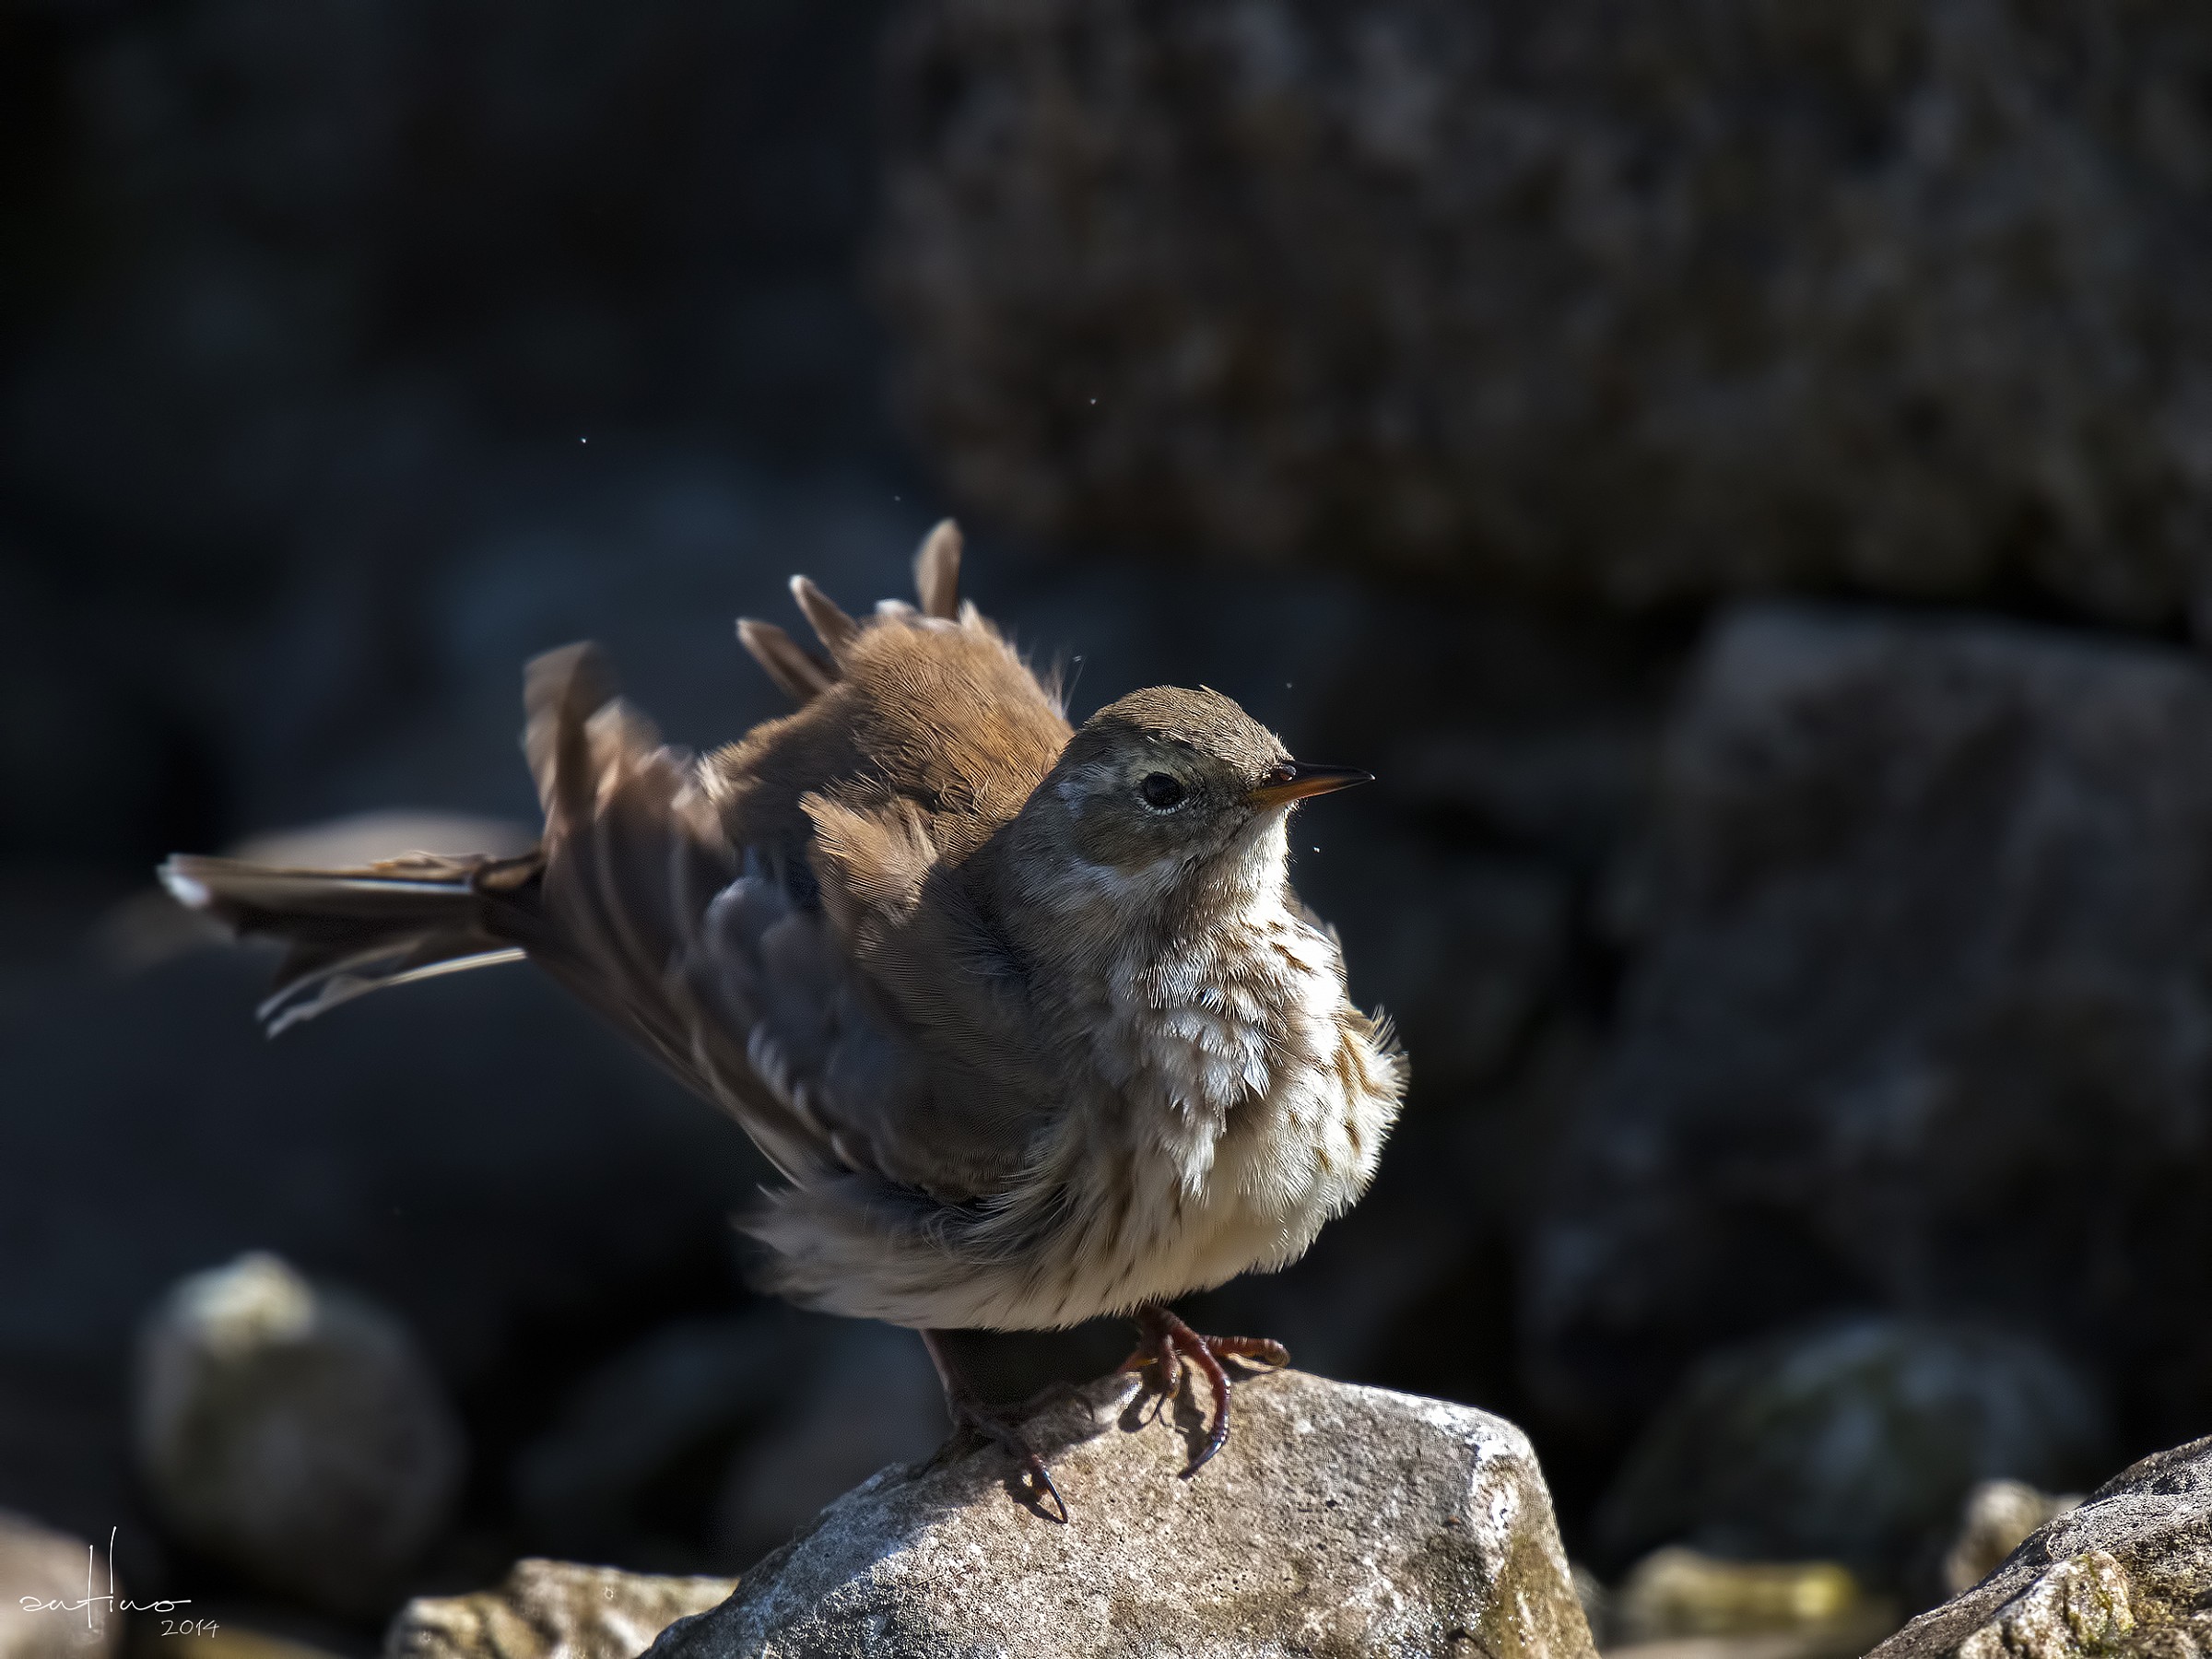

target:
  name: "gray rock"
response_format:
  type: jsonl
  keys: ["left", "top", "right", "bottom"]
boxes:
{"left": 880, "top": 0, "right": 2212, "bottom": 623}
{"left": 1867, "top": 1434, "right": 2212, "bottom": 1659}
{"left": 1529, "top": 603, "right": 2212, "bottom": 1455}
{"left": 388, "top": 1559, "right": 735, "bottom": 1659}
{"left": 1595, "top": 1319, "right": 2110, "bottom": 1584}
{"left": 133, "top": 1253, "right": 465, "bottom": 1614}
{"left": 649, "top": 1368, "right": 1595, "bottom": 1659}
{"left": 1944, "top": 1484, "right": 2084, "bottom": 1600}
{"left": 0, "top": 1511, "right": 124, "bottom": 1659}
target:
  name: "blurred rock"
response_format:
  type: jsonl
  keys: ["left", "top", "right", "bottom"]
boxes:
{"left": 706, "top": 1319, "right": 946, "bottom": 1570}
{"left": 171, "top": 1630, "right": 347, "bottom": 1659}
{"left": 133, "top": 1253, "right": 464, "bottom": 1615}
{"left": 0, "top": 1510, "right": 122, "bottom": 1659}
{"left": 1943, "top": 1484, "right": 2084, "bottom": 1600}
{"left": 509, "top": 1318, "right": 780, "bottom": 1571}
{"left": 0, "top": 914, "right": 763, "bottom": 1576}
{"left": 653, "top": 1369, "right": 1596, "bottom": 1659}
{"left": 881, "top": 0, "right": 2212, "bottom": 623}
{"left": 1613, "top": 1548, "right": 1892, "bottom": 1655}
{"left": 1595, "top": 1319, "right": 2109, "bottom": 1586}
{"left": 388, "top": 1559, "right": 734, "bottom": 1659}
{"left": 1530, "top": 603, "right": 2212, "bottom": 1456}
{"left": 512, "top": 1308, "right": 942, "bottom": 1572}
{"left": 1395, "top": 727, "right": 1650, "bottom": 865}
{"left": 1867, "top": 1434, "right": 2212, "bottom": 1659}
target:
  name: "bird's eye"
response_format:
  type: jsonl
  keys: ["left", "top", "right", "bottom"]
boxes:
{"left": 1139, "top": 772, "right": 1187, "bottom": 811}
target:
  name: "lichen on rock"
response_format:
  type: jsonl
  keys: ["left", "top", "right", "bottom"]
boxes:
{"left": 1957, "top": 1553, "right": 2133, "bottom": 1659}
{"left": 1870, "top": 1436, "right": 2212, "bottom": 1659}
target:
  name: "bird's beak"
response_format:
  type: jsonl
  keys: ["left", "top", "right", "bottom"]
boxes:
{"left": 1247, "top": 761, "right": 1374, "bottom": 808}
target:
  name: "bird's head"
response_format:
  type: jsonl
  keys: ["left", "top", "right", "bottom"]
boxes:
{"left": 1005, "top": 686, "right": 1370, "bottom": 926}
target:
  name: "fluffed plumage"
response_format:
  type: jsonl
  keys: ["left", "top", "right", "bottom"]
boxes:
{"left": 163, "top": 524, "right": 1406, "bottom": 1338}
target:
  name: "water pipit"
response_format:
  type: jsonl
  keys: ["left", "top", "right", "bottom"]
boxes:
{"left": 163, "top": 523, "right": 1406, "bottom": 1519}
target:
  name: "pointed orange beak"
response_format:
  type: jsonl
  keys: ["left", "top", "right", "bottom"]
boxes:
{"left": 1247, "top": 761, "right": 1374, "bottom": 808}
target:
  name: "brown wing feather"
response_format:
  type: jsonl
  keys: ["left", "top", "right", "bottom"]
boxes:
{"left": 790, "top": 575, "right": 860, "bottom": 660}
{"left": 176, "top": 540, "right": 1076, "bottom": 1221}
{"left": 711, "top": 618, "right": 1066, "bottom": 870}
{"left": 159, "top": 852, "right": 531, "bottom": 1034}
{"left": 912, "top": 519, "right": 961, "bottom": 619}
{"left": 802, "top": 792, "right": 1063, "bottom": 1189}
{"left": 736, "top": 618, "right": 835, "bottom": 703}
{"left": 517, "top": 642, "right": 854, "bottom": 1182}
{"left": 521, "top": 604, "right": 1073, "bottom": 1202}
{"left": 694, "top": 554, "right": 1077, "bottom": 1195}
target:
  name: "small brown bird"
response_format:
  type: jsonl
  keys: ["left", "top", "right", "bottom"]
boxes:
{"left": 163, "top": 524, "right": 1406, "bottom": 1518}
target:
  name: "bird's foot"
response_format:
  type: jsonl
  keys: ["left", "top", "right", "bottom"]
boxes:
{"left": 919, "top": 1330, "right": 1069, "bottom": 1524}
{"left": 1117, "top": 1305, "right": 1289, "bottom": 1477}
{"left": 943, "top": 1390, "right": 1070, "bottom": 1524}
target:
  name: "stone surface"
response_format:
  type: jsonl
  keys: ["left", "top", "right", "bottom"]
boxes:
{"left": 1867, "top": 1434, "right": 2212, "bottom": 1659}
{"left": 1595, "top": 1319, "right": 2109, "bottom": 1584}
{"left": 134, "top": 1254, "right": 465, "bottom": 1615}
{"left": 649, "top": 1368, "right": 1595, "bottom": 1659}
{"left": 1529, "top": 603, "right": 2212, "bottom": 1460}
{"left": 0, "top": 1510, "right": 123, "bottom": 1659}
{"left": 388, "top": 1559, "right": 735, "bottom": 1659}
{"left": 880, "top": 0, "right": 2212, "bottom": 622}
{"left": 1945, "top": 1485, "right": 2084, "bottom": 1600}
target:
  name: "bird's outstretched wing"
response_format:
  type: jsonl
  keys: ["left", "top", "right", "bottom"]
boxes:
{"left": 531, "top": 525, "right": 1070, "bottom": 1206}
{"left": 168, "top": 522, "right": 1070, "bottom": 1234}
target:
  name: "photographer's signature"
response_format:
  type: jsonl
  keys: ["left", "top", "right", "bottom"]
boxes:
{"left": 16, "top": 1528, "right": 204, "bottom": 1635}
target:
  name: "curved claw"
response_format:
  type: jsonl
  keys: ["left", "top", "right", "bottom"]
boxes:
{"left": 1117, "top": 1307, "right": 1289, "bottom": 1478}
{"left": 1177, "top": 1335, "right": 1234, "bottom": 1477}
{"left": 1028, "top": 1456, "right": 1071, "bottom": 1524}
{"left": 921, "top": 1329, "right": 1071, "bottom": 1524}
{"left": 947, "top": 1394, "right": 1069, "bottom": 1523}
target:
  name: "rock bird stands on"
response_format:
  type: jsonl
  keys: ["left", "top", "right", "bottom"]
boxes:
{"left": 163, "top": 524, "right": 1407, "bottom": 1519}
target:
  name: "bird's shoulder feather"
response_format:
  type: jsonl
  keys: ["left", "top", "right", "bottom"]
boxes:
{"left": 703, "top": 606, "right": 1070, "bottom": 866}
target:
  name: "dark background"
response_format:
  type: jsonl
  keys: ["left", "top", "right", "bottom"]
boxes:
{"left": 8, "top": 0, "right": 2212, "bottom": 1645}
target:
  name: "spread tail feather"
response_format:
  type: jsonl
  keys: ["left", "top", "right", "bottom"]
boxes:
{"left": 159, "top": 851, "right": 537, "bottom": 1035}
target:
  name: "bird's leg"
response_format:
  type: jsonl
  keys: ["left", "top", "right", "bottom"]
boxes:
{"left": 918, "top": 1329, "right": 1069, "bottom": 1524}
{"left": 1116, "top": 1305, "right": 1290, "bottom": 1477}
